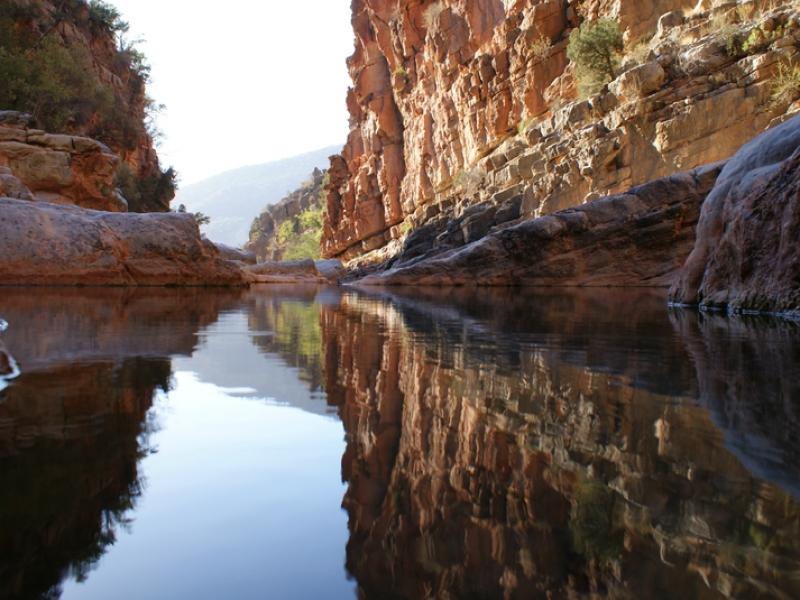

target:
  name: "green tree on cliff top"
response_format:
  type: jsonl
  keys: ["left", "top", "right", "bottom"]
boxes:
{"left": 567, "top": 19, "right": 624, "bottom": 97}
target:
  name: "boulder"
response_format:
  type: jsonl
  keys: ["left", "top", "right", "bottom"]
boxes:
{"left": 0, "top": 198, "right": 246, "bottom": 286}
{"left": 358, "top": 162, "right": 724, "bottom": 287}
{"left": 212, "top": 242, "right": 258, "bottom": 265}
{"left": 670, "top": 115, "right": 800, "bottom": 316}
{"left": 610, "top": 61, "right": 666, "bottom": 100}
{"left": 245, "top": 259, "right": 343, "bottom": 284}
{"left": 0, "top": 115, "right": 127, "bottom": 212}
{"left": 0, "top": 167, "right": 34, "bottom": 200}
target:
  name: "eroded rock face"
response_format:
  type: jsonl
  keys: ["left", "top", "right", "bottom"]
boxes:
{"left": 670, "top": 115, "right": 800, "bottom": 316}
{"left": 0, "top": 112, "right": 126, "bottom": 211}
{"left": 358, "top": 161, "right": 723, "bottom": 286}
{"left": 2, "top": 2, "right": 171, "bottom": 212}
{"left": 324, "top": 0, "right": 800, "bottom": 264}
{"left": 0, "top": 199, "right": 246, "bottom": 286}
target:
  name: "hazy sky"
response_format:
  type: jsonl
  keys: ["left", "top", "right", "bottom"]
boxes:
{"left": 111, "top": 1, "right": 354, "bottom": 184}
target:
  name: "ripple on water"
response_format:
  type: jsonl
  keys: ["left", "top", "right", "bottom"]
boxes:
{"left": 0, "top": 319, "right": 20, "bottom": 391}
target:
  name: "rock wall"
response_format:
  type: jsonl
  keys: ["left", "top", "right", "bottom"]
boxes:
{"left": 324, "top": 0, "right": 800, "bottom": 264}
{"left": 0, "top": 111, "right": 125, "bottom": 211}
{"left": 0, "top": 0, "right": 172, "bottom": 212}
{"left": 0, "top": 198, "right": 247, "bottom": 286}
{"left": 358, "top": 161, "right": 723, "bottom": 286}
{"left": 671, "top": 114, "right": 800, "bottom": 316}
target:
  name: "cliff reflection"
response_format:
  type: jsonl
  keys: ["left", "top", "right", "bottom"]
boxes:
{"left": 0, "top": 288, "right": 244, "bottom": 599}
{"left": 325, "top": 289, "right": 800, "bottom": 599}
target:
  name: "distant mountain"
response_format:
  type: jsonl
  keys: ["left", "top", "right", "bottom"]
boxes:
{"left": 175, "top": 146, "right": 339, "bottom": 247}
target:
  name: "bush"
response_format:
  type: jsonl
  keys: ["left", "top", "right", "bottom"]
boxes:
{"left": 274, "top": 205, "right": 325, "bottom": 260}
{"left": 116, "top": 164, "right": 177, "bottom": 213}
{"left": 0, "top": 1, "right": 157, "bottom": 152}
{"left": 88, "top": 0, "right": 128, "bottom": 34}
{"left": 567, "top": 19, "right": 624, "bottom": 97}
{"left": 772, "top": 61, "right": 800, "bottom": 106}
{"left": 0, "top": 38, "right": 114, "bottom": 133}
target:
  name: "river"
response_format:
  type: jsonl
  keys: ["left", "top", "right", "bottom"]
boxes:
{"left": 0, "top": 286, "right": 798, "bottom": 599}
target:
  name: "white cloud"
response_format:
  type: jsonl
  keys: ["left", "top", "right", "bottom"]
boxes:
{"left": 111, "top": 1, "right": 353, "bottom": 184}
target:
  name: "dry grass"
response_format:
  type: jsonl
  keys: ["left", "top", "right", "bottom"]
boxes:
{"left": 772, "top": 61, "right": 800, "bottom": 106}
{"left": 531, "top": 34, "right": 551, "bottom": 61}
{"left": 423, "top": 1, "right": 444, "bottom": 30}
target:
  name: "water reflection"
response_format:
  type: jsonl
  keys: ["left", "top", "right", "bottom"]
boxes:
{"left": 0, "top": 286, "right": 797, "bottom": 599}
{"left": 324, "top": 288, "right": 800, "bottom": 600}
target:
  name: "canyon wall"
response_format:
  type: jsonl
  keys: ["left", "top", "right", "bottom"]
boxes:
{"left": 0, "top": 1, "right": 174, "bottom": 212}
{"left": 324, "top": 0, "right": 800, "bottom": 264}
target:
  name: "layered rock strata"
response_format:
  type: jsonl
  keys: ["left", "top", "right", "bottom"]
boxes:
{"left": 1, "top": 1, "right": 172, "bottom": 211}
{"left": 0, "top": 199, "right": 246, "bottom": 286}
{"left": 0, "top": 111, "right": 126, "bottom": 211}
{"left": 671, "top": 114, "right": 800, "bottom": 316}
{"left": 324, "top": 0, "right": 800, "bottom": 264}
{"left": 358, "top": 161, "right": 722, "bottom": 286}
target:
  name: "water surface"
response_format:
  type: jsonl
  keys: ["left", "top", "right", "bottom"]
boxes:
{"left": 0, "top": 286, "right": 798, "bottom": 599}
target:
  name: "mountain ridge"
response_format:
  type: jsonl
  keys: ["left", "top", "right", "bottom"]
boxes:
{"left": 177, "top": 145, "right": 339, "bottom": 247}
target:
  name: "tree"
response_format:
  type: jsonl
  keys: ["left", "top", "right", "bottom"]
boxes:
{"left": 567, "top": 19, "right": 624, "bottom": 97}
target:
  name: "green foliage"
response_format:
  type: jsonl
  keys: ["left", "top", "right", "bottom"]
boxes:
{"left": 175, "top": 203, "right": 208, "bottom": 226}
{"left": 277, "top": 220, "right": 297, "bottom": 246}
{"left": 570, "top": 479, "right": 624, "bottom": 560}
{"left": 741, "top": 24, "right": 785, "bottom": 55}
{"left": 0, "top": 0, "right": 156, "bottom": 152}
{"left": 567, "top": 19, "right": 624, "bottom": 97}
{"left": 117, "top": 164, "right": 177, "bottom": 213}
{"left": 275, "top": 205, "right": 325, "bottom": 260}
{"left": 0, "top": 37, "right": 115, "bottom": 133}
{"left": 88, "top": 0, "right": 128, "bottom": 34}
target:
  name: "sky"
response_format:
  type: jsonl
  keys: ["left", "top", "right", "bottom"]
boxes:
{"left": 111, "top": 1, "right": 354, "bottom": 185}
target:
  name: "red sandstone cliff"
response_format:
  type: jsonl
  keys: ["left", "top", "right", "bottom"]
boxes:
{"left": 324, "top": 0, "right": 800, "bottom": 262}
{"left": 0, "top": 0, "right": 173, "bottom": 212}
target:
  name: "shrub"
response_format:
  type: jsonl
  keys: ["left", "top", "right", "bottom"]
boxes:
{"left": 88, "top": 0, "right": 128, "bottom": 35}
{"left": 0, "top": 38, "right": 115, "bottom": 133}
{"left": 423, "top": 1, "right": 444, "bottom": 30}
{"left": 116, "top": 164, "right": 177, "bottom": 213}
{"left": 771, "top": 61, "right": 800, "bottom": 106}
{"left": 274, "top": 205, "right": 326, "bottom": 260}
{"left": 567, "top": 18, "right": 624, "bottom": 97}
{"left": 531, "top": 34, "right": 551, "bottom": 61}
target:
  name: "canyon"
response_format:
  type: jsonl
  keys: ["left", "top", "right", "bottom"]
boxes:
{"left": 321, "top": 287, "right": 800, "bottom": 599}
{"left": 324, "top": 0, "right": 799, "bottom": 266}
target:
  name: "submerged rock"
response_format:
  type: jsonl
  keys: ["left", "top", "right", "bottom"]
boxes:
{"left": 358, "top": 163, "right": 723, "bottom": 287}
{"left": 670, "top": 115, "right": 800, "bottom": 316}
{"left": 0, "top": 198, "right": 246, "bottom": 286}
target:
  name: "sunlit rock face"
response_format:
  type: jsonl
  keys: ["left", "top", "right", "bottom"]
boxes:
{"left": 0, "top": 112, "right": 126, "bottom": 212}
{"left": 324, "top": 0, "right": 800, "bottom": 263}
{"left": 0, "top": 288, "right": 245, "bottom": 598}
{"left": 0, "top": 199, "right": 248, "bottom": 286}
{"left": 323, "top": 288, "right": 800, "bottom": 599}
{"left": 0, "top": 1, "right": 171, "bottom": 212}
